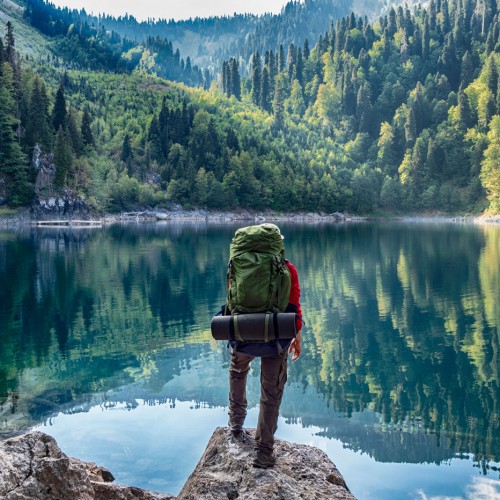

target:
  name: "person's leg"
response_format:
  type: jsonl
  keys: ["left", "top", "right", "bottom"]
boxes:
{"left": 228, "top": 349, "right": 253, "bottom": 432}
{"left": 254, "top": 351, "right": 288, "bottom": 457}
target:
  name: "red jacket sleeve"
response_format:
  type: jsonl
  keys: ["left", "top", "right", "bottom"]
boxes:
{"left": 286, "top": 261, "right": 303, "bottom": 331}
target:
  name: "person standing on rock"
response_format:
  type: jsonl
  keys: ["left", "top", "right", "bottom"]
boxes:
{"left": 224, "top": 223, "right": 303, "bottom": 468}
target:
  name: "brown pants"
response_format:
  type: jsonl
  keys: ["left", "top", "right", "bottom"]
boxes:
{"left": 228, "top": 349, "right": 288, "bottom": 453}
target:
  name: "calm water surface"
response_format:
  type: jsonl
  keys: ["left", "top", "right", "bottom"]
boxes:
{"left": 0, "top": 222, "right": 499, "bottom": 499}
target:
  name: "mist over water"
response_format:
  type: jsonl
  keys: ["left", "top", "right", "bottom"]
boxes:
{"left": 0, "top": 222, "right": 499, "bottom": 498}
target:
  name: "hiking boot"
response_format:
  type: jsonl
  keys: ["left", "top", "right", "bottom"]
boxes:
{"left": 229, "top": 425, "right": 244, "bottom": 440}
{"left": 252, "top": 449, "right": 276, "bottom": 468}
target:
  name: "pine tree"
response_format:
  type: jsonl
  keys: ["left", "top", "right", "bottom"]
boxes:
{"left": 273, "top": 73, "right": 285, "bottom": 130}
{"left": 222, "top": 60, "right": 229, "bottom": 96}
{"left": 382, "top": 29, "right": 391, "bottom": 62}
{"left": 277, "top": 44, "right": 285, "bottom": 73}
{"left": 426, "top": 138, "right": 438, "bottom": 179}
{"left": 251, "top": 52, "right": 261, "bottom": 106}
{"left": 458, "top": 87, "right": 473, "bottom": 129}
{"left": 287, "top": 44, "right": 296, "bottom": 82}
{"left": 405, "top": 107, "right": 417, "bottom": 147}
{"left": 295, "top": 48, "right": 304, "bottom": 86}
{"left": 460, "top": 51, "right": 474, "bottom": 87}
{"left": 148, "top": 115, "right": 163, "bottom": 162}
{"left": 5, "top": 21, "right": 15, "bottom": 66}
{"left": 25, "top": 76, "right": 52, "bottom": 152}
{"left": 0, "top": 61, "right": 32, "bottom": 206}
{"left": 387, "top": 7, "right": 397, "bottom": 37}
{"left": 303, "top": 38, "right": 310, "bottom": 60}
{"left": 229, "top": 58, "right": 241, "bottom": 100}
{"left": 438, "top": 33, "right": 459, "bottom": 90}
{"left": 289, "top": 79, "right": 305, "bottom": 116}
{"left": 52, "top": 83, "right": 67, "bottom": 132}
{"left": 66, "top": 108, "right": 83, "bottom": 156}
{"left": 357, "top": 82, "right": 374, "bottom": 134}
{"left": 81, "top": 108, "right": 94, "bottom": 147}
{"left": 260, "top": 66, "right": 272, "bottom": 112}
{"left": 121, "top": 133, "right": 132, "bottom": 162}
{"left": 422, "top": 19, "right": 430, "bottom": 61}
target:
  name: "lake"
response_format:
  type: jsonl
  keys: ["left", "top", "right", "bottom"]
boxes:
{"left": 0, "top": 221, "right": 499, "bottom": 499}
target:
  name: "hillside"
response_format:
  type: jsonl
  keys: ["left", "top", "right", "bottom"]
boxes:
{"left": 0, "top": 0, "right": 499, "bottom": 215}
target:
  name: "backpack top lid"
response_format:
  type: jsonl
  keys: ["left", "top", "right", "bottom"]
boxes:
{"left": 230, "top": 223, "right": 285, "bottom": 259}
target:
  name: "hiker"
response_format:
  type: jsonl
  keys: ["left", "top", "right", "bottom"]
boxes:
{"left": 225, "top": 223, "right": 303, "bottom": 469}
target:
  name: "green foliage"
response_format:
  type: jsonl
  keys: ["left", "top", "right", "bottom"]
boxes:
{"left": 480, "top": 115, "right": 500, "bottom": 213}
{"left": 2, "top": 0, "right": 500, "bottom": 214}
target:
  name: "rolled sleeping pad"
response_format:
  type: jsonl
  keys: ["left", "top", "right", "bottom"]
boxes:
{"left": 211, "top": 312, "right": 297, "bottom": 342}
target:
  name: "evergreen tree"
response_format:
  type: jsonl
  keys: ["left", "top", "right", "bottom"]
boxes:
{"left": 251, "top": 52, "right": 261, "bottom": 106}
{"left": 222, "top": 60, "right": 229, "bottom": 96}
{"left": 4, "top": 21, "right": 15, "bottom": 66}
{"left": 303, "top": 38, "right": 310, "bottom": 60}
{"left": 439, "top": 33, "right": 459, "bottom": 90}
{"left": 25, "top": 76, "right": 52, "bottom": 152}
{"left": 260, "top": 66, "right": 272, "bottom": 112}
{"left": 357, "top": 82, "right": 374, "bottom": 134}
{"left": 287, "top": 43, "right": 296, "bottom": 81}
{"left": 229, "top": 58, "right": 241, "bottom": 100}
{"left": 405, "top": 107, "right": 417, "bottom": 147}
{"left": 422, "top": 18, "right": 430, "bottom": 61}
{"left": 121, "top": 133, "right": 132, "bottom": 162}
{"left": 148, "top": 115, "right": 163, "bottom": 162}
{"left": 460, "top": 51, "right": 474, "bottom": 87}
{"left": 277, "top": 44, "right": 285, "bottom": 73}
{"left": 0, "top": 61, "right": 32, "bottom": 206}
{"left": 458, "top": 87, "right": 473, "bottom": 129}
{"left": 52, "top": 83, "right": 67, "bottom": 132}
{"left": 66, "top": 108, "right": 83, "bottom": 156}
{"left": 289, "top": 79, "right": 306, "bottom": 116}
{"left": 273, "top": 73, "right": 286, "bottom": 130}
{"left": 81, "top": 108, "right": 94, "bottom": 147}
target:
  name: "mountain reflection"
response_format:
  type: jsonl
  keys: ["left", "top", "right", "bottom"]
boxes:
{"left": 0, "top": 222, "right": 498, "bottom": 469}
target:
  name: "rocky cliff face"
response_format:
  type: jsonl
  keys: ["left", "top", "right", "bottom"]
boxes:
{"left": 0, "top": 429, "right": 354, "bottom": 499}
{"left": 30, "top": 190, "right": 92, "bottom": 220}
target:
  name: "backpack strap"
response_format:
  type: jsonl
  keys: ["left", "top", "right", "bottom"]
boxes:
{"left": 232, "top": 314, "right": 243, "bottom": 341}
{"left": 229, "top": 316, "right": 236, "bottom": 341}
{"left": 264, "top": 313, "right": 270, "bottom": 343}
{"left": 273, "top": 312, "right": 280, "bottom": 340}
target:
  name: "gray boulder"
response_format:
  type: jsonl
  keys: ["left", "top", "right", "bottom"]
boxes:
{"left": 178, "top": 427, "right": 355, "bottom": 499}
{"left": 0, "top": 432, "right": 173, "bottom": 499}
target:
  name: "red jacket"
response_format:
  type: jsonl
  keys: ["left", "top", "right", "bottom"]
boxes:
{"left": 286, "top": 261, "right": 303, "bottom": 331}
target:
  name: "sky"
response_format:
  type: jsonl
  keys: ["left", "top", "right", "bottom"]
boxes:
{"left": 50, "top": 0, "right": 294, "bottom": 22}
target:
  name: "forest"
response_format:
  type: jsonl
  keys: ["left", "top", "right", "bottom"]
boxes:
{"left": 0, "top": 0, "right": 499, "bottom": 214}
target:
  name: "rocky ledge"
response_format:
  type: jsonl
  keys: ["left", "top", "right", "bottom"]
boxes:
{"left": 0, "top": 428, "right": 354, "bottom": 499}
{"left": 178, "top": 427, "right": 354, "bottom": 500}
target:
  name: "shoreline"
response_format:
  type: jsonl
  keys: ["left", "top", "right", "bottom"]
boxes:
{"left": 1, "top": 207, "right": 499, "bottom": 227}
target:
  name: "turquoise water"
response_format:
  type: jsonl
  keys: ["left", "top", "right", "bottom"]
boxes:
{"left": 0, "top": 222, "right": 499, "bottom": 499}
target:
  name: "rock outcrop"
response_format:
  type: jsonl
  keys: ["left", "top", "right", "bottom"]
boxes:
{"left": 30, "top": 190, "right": 92, "bottom": 220}
{"left": 0, "top": 432, "right": 173, "bottom": 499}
{"left": 0, "top": 428, "right": 354, "bottom": 499}
{"left": 178, "top": 427, "right": 354, "bottom": 500}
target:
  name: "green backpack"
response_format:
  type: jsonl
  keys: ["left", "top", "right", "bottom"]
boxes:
{"left": 226, "top": 224, "right": 291, "bottom": 314}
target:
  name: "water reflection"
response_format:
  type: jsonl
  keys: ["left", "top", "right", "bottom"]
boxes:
{"left": 0, "top": 222, "right": 499, "bottom": 497}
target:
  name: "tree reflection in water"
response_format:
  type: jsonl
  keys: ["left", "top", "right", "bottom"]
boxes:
{"left": 0, "top": 222, "right": 498, "bottom": 473}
